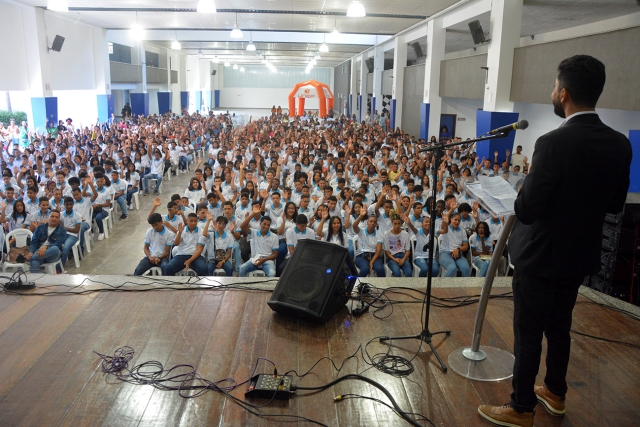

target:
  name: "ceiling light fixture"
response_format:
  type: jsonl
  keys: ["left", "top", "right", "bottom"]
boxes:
{"left": 240, "top": 66, "right": 245, "bottom": 72}
{"left": 319, "top": 35, "right": 329, "bottom": 53}
{"left": 212, "top": 56, "right": 220, "bottom": 63}
{"left": 171, "top": 31, "right": 181, "bottom": 50}
{"left": 346, "top": 1, "right": 366, "bottom": 18}
{"left": 314, "top": 51, "right": 321, "bottom": 60}
{"left": 131, "top": 12, "right": 145, "bottom": 40}
{"left": 233, "top": 63, "right": 238, "bottom": 70}
{"left": 246, "top": 32, "right": 256, "bottom": 51}
{"left": 230, "top": 12, "right": 243, "bottom": 38}
{"left": 47, "top": 0, "right": 68, "bottom": 12}
{"left": 196, "top": 0, "right": 216, "bottom": 13}
{"left": 224, "top": 60, "right": 231, "bottom": 67}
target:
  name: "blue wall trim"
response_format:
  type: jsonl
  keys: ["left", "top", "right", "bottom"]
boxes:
{"left": 358, "top": 95, "right": 362, "bottom": 123}
{"left": 214, "top": 90, "right": 220, "bottom": 108}
{"left": 130, "top": 93, "right": 149, "bottom": 117}
{"left": 203, "top": 91, "right": 212, "bottom": 110}
{"left": 157, "top": 92, "right": 172, "bottom": 115}
{"left": 629, "top": 130, "right": 640, "bottom": 193}
{"left": 419, "top": 103, "right": 430, "bottom": 141}
{"left": 476, "top": 111, "right": 520, "bottom": 166}
{"left": 389, "top": 99, "right": 397, "bottom": 130}
{"left": 371, "top": 96, "right": 376, "bottom": 117}
{"left": 180, "top": 92, "right": 189, "bottom": 113}
{"left": 31, "top": 97, "right": 57, "bottom": 132}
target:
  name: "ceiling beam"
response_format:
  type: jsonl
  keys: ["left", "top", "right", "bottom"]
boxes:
{"left": 61, "top": 7, "right": 428, "bottom": 20}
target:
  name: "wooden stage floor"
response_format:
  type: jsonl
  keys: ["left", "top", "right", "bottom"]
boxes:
{"left": 0, "top": 278, "right": 639, "bottom": 427}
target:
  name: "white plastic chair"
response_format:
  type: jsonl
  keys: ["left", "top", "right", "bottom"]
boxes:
{"left": 68, "top": 232, "right": 82, "bottom": 268}
{"left": 176, "top": 269, "right": 197, "bottom": 277}
{"left": 248, "top": 270, "right": 266, "bottom": 277}
{"left": 149, "top": 267, "right": 163, "bottom": 276}
{"left": 132, "top": 191, "right": 140, "bottom": 210}
{"left": 352, "top": 235, "right": 377, "bottom": 277}
{"left": 3, "top": 229, "right": 32, "bottom": 272}
{"left": 40, "top": 258, "right": 63, "bottom": 275}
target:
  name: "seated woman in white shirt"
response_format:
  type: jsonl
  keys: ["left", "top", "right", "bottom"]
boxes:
{"left": 184, "top": 177, "right": 206, "bottom": 206}
{"left": 406, "top": 216, "right": 440, "bottom": 277}
{"left": 323, "top": 216, "right": 348, "bottom": 248}
{"left": 437, "top": 212, "right": 471, "bottom": 277}
{"left": 469, "top": 221, "right": 493, "bottom": 277}
{"left": 124, "top": 162, "right": 140, "bottom": 210}
{"left": 383, "top": 212, "right": 412, "bottom": 277}
{"left": 275, "top": 201, "right": 297, "bottom": 269}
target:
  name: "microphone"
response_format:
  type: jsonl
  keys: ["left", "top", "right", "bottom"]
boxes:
{"left": 487, "top": 120, "right": 528, "bottom": 135}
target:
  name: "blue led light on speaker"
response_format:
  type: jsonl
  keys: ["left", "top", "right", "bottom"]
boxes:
{"left": 326, "top": 269, "right": 332, "bottom": 274}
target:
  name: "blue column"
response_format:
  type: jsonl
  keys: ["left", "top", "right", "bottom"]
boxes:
{"left": 214, "top": 90, "right": 220, "bottom": 108}
{"left": 629, "top": 130, "right": 640, "bottom": 193}
{"left": 130, "top": 93, "right": 149, "bottom": 117}
{"left": 476, "top": 111, "right": 520, "bottom": 166}
{"left": 194, "top": 91, "right": 202, "bottom": 113}
{"left": 203, "top": 91, "right": 212, "bottom": 111}
{"left": 349, "top": 94, "right": 353, "bottom": 117}
{"left": 31, "top": 97, "right": 57, "bottom": 132}
{"left": 371, "top": 96, "right": 376, "bottom": 117}
{"left": 419, "top": 103, "right": 430, "bottom": 141}
{"left": 180, "top": 91, "right": 189, "bottom": 113}
{"left": 157, "top": 92, "right": 172, "bottom": 115}
{"left": 389, "top": 99, "right": 397, "bottom": 130}
{"left": 97, "top": 94, "right": 114, "bottom": 123}
{"left": 358, "top": 94, "right": 362, "bottom": 123}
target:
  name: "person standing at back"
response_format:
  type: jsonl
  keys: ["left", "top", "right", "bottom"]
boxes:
{"left": 478, "top": 55, "right": 632, "bottom": 427}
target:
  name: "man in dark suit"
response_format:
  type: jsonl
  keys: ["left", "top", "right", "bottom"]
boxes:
{"left": 478, "top": 55, "right": 632, "bottom": 427}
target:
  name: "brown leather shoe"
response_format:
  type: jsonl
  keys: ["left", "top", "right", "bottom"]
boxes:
{"left": 478, "top": 403, "right": 534, "bottom": 427}
{"left": 534, "top": 384, "right": 566, "bottom": 416}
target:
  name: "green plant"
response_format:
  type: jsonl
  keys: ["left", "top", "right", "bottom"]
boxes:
{"left": 0, "top": 110, "right": 28, "bottom": 126}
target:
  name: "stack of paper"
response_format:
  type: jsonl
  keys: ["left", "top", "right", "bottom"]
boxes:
{"left": 464, "top": 176, "right": 518, "bottom": 217}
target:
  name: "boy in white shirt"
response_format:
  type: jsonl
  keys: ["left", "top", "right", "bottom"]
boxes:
{"left": 133, "top": 213, "right": 176, "bottom": 275}
{"left": 163, "top": 213, "right": 207, "bottom": 276}
{"left": 238, "top": 205, "right": 278, "bottom": 277}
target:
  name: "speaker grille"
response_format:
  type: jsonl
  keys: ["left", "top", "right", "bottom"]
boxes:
{"left": 284, "top": 268, "right": 324, "bottom": 301}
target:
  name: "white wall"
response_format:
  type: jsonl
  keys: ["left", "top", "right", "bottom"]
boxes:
{"left": 46, "top": 13, "right": 97, "bottom": 90}
{"left": 513, "top": 102, "right": 640, "bottom": 158}
{"left": 441, "top": 97, "right": 484, "bottom": 139}
{"left": 439, "top": 97, "right": 640, "bottom": 159}
{"left": 0, "top": 2, "right": 29, "bottom": 91}
{"left": 220, "top": 87, "right": 320, "bottom": 110}
{"left": 53, "top": 90, "right": 98, "bottom": 127}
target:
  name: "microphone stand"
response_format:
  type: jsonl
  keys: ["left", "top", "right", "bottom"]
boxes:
{"left": 380, "top": 132, "right": 508, "bottom": 373}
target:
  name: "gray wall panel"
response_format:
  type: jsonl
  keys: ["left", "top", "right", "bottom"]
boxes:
{"left": 333, "top": 60, "right": 351, "bottom": 114}
{"left": 439, "top": 54, "right": 486, "bottom": 100}
{"left": 511, "top": 26, "right": 640, "bottom": 111}
{"left": 382, "top": 69, "right": 393, "bottom": 95}
{"left": 401, "top": 64, "right": 425, "bottom": 138}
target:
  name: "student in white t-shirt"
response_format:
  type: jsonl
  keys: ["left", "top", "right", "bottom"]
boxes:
{"left": 133, "top": 213, "right": 175, "bottom": 275}
{"left": 163, "top": 213, "right": 207, "bottom": 276}
{"left": 202, "top": 214, "right": 234, "bottom": 276}
{"left": 278, "top": 214, "right": 316, "bottom": 276}
{"left": 184, "top": 177, "right": 206, "bottom": 206}
{"left": 322, "top": 215, "right": 348, "bottom": 249}
{"left": 437, "top": 212, "right": 470, "bottom": 277}
{"left": 469, "top": 221, "right": 493, "bottom": 277}
{"left": 238, "top": 205, "right": 278, "bottom": 277}
{"left": 405, "top": 215, "right": 440, "bottom": 277}
{"left": 383, "top": 213, "right": 412, "bottom": 277}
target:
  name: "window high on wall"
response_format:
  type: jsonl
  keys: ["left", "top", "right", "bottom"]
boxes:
{"left": 223, "top": 66, "right": 330, "bottom": 88}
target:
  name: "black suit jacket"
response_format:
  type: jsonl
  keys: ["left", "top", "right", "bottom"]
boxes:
{"left": 509, "top": 113, "right": 631, "bottom": 279}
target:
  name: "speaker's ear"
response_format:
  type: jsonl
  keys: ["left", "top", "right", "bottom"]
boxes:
{"left": 268, "top": 240, "right": 357, "bottom": 324}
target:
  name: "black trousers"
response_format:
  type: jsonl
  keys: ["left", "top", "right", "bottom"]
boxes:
{"left": 510, "top": 270, "right": 583, "bottom": 413}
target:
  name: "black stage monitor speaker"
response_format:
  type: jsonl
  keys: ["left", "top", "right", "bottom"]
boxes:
{"left": 268, "top": 240, "right": 358, "bottom": 324}
{"left": 468, "top": 20, "right": 486, "bottom": 45}
{"left": 51, "top": 35, "right": 65, "bottom": 52}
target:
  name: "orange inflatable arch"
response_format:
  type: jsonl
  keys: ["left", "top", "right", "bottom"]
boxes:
{"left": 288, "top": 80, "right": 334, "bottom": 119}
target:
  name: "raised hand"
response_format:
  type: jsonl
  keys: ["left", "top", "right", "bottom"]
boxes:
{"left": 177, "top": 222, "right": 185, "bottom": 232}
{"left": 153, "top": 197, "right": 162, "bottom": 207}
{"left": 506, "top": 149, "right": 510, "bottom": 157}
{"left": 494, "top": 151, "right": 499, "bottom": 157}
